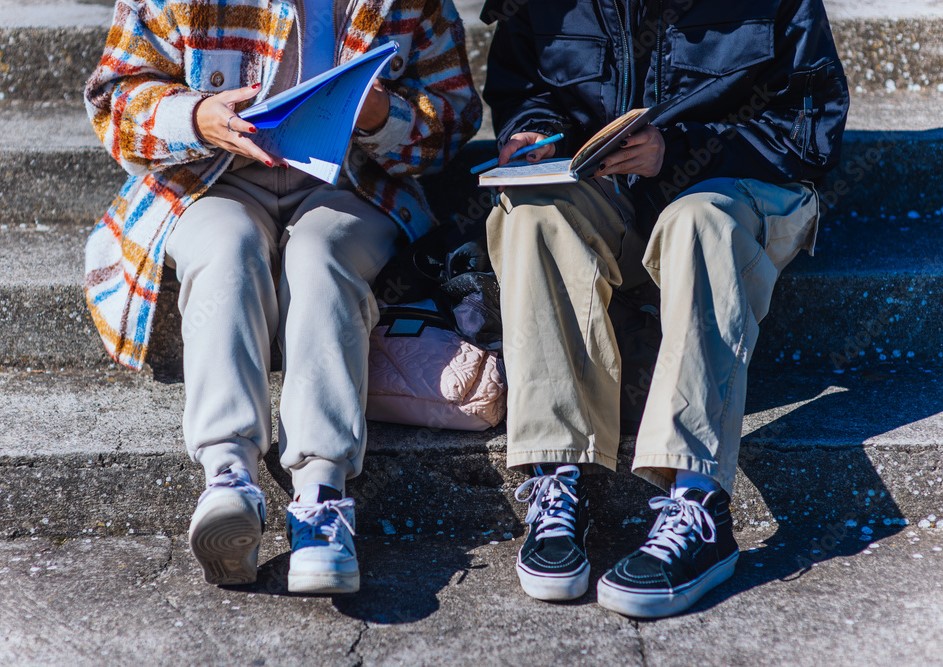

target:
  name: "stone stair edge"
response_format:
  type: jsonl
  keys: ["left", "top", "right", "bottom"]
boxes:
{"left": 0, "top": 132, "right": 938, "bottom": 231}
{"left": 3, "top": 92, "right": 943, "bottom": 154}
{"left": 2, "top": 15, "right": 943, "bottom": 103}
{"left": 0, "top": 437, "right": 937, "bottom": 538}
{"left": 2, "top": 363, "right": 943, "bottom": 456}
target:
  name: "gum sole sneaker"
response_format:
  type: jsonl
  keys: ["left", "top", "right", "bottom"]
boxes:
{"left": 514, "top": 465, "right": 590, "bottom": 601}
{"left": 188, "top": 470, "right": 266, "bottom": 586}
{"left": 287, "top": 484, "right": 360, "bottom": 595}
{"left": 597, "top": 488, "right": 739, "bottom": 618}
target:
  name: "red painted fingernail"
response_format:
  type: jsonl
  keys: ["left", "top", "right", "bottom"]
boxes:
{"left": 252, "top": 83, "right": 261, "bottom": 89}
{"left": 265, "top": 160, "right": 273, "bottom": 167}
{"left": 249, "top": 126, "right": 257, "bottom": 134}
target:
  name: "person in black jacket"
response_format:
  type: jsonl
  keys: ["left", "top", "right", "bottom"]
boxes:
{"left": 482, "top": 0, "right": 849, "bottom": 617}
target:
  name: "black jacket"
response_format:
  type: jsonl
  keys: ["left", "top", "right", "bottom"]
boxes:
{"left": 482, "top": 0, "right": 849, "bottom": 224}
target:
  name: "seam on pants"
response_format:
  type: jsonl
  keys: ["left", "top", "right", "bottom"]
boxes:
{"left": 579, "top": 264, "right": 600, "bottom": 380}
{"left": 718, "top": 238, "right": 756, "bottom": 436}
{"left": 560, "top": 197, "right": 612, "bottom": 453}
{"left": 738, "top": 245, "right": 765, "bottom": 278}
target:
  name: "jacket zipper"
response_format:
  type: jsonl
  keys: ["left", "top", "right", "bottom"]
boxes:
{"left": 790, "top": 75, "right": 815, "bottom": 160}
{"left": 654, "top": 0, "right": 664, "bottom": 104}
{"left": 614, "top": 0, "right": 631, "bottom": 115}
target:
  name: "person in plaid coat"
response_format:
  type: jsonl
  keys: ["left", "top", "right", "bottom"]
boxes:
{"left": 84, "top": 0, "right": 481, "bottom": 593}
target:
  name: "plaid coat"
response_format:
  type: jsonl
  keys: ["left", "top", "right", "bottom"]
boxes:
{"left": 84, "top": 0, "right": 481, "bottom": 370}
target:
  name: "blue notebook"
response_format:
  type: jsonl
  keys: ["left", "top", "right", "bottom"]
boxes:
{"left": 240, "top": 41, "right": 399, "bottom": 184}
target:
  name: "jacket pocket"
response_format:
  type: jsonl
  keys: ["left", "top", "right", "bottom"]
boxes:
{"left": 535, "top": 35, "right": 607, "bottom": 86}
{"left": 184, "top": 49, "right": 244, "bottom": 93}
{"left": 668, "top": 20, "right": 774, "bottom": 76}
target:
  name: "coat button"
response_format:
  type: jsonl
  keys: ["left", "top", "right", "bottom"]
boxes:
{"left": 210, "top": 71, "right": 225, "bottom": 87}
{"left": 390, "top": 56, "right": 404, "bottom": 72}
{"left": 186, "top": 148, "right": 202, "bottom": 159}
{"left": 399, "top": 207, "right": 411, "bottom": 223}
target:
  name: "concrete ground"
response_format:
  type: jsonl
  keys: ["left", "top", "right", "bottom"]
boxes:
{"left": 1, "top": 527, "right": 941, "bottom": 666}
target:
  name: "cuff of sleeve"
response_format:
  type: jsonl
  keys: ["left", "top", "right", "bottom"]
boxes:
{"left": 356, "top": 91, "right": 414, "bottom": 157}
{"left": 154, "top": 90, "right": 215, "bottom": 163}
{"left": 498, "top": 118, "right": 566, "bottom": 151}
{"left": 654, "top": 124, "right": 688, "bottom": 180}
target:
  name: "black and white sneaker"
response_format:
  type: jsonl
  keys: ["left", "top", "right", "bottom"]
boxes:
{"left": 514, "top": 464, "right": 590, "bottom": 601}
{"left": 597, "top": 488, "right": 738, "bottom": 618}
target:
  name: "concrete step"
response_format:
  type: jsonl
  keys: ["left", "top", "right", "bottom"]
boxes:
{"left": 1, "top": 528, "right": 941, "bottom": 665}
{"left": 1, "top": 0, "right": 941, "bottom": 100}
{"left": 0, "top": 364, "right": 940, "bottom": 541}
{"left": 3, "top": 203, "right": 941, "bottom": 372}
{"left": 0, "top": 96, "right": 940, "bottom": 229}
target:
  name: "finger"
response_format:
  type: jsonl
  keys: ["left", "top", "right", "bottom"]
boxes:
{"left": 594, "top": 149, "right": 633, "bottom": 175}
{"left": 619, "top": 133, "right": 651, "bottom": 149}
{"left": 596, "top": 145, "right": 661, "bottom": 175}
{"left": 596, "top": 154, "right": 647, "bottom": 177}
{"left": 226, "top": 115, "right": 258, "bottom": 135}
{"left": 498, "top": 138, "right": 532, "bottom": 165}
{"left": 227, "top": 135, "right": 277, "bottom": 166}
{"left": 216, "top": 83, "right": 262, "bottom": 106}
{"left": 524, "top": 144, "right": 556, "bottom": 162}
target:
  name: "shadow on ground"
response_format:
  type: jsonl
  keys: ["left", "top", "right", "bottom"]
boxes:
{"left": 676, "top": 364, "right": 939, "bottom": 616}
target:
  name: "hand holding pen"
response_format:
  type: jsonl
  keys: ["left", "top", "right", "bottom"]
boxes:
{"left": 470, "top": 132, "right": 565, "bottom": 174}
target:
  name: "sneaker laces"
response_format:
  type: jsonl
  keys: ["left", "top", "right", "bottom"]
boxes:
{"left": 639, "top": 495, "right": 717, "bottom": 564}
{"left": 288, "top": 497, "right": 357, "bottom": 543}
{"left": 514, "top": 466, "right": 580, "bottom": 540}
{"left": 200, "top": 468, "right": 266, "bottom": 522}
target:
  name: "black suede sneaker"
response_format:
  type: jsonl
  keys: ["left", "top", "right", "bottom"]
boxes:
{"left": 514, "top": 464, "right": 590, "bottom": 601}
{"left": 597, "top": 488, "right": 739, "bottom": 618}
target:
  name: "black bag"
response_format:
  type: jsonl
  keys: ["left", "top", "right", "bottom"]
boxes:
{"left": 373, "top": 227, "right": 502, "bottom": 350}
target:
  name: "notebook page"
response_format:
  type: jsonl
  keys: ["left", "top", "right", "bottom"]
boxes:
{"left": 241, "top": 42, "right": 397, "bottom": 124}
{"left": 248, "top": 45, "right": 397, "bottom": 183}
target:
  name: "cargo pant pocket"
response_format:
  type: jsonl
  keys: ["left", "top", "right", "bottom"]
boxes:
{"left": 736, "top": 178, "right": 819, "bottom": 273}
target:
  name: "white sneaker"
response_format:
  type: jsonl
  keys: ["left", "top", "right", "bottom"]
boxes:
{"left": 188, "top": 468, "right": 266, "bottom": 585}
{"left": 286, "top": 484, "right": 359, "bottom": 594}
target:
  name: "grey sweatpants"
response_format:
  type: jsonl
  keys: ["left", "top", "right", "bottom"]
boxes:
{"left": 487, "top": 176, "right": 819, "bottom": 494}
{"left": 165, "top": 162, "right": 400, "bottom": 492}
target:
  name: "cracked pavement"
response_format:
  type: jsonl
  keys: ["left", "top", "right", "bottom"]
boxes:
{"left": 1, "top": 526, "right": 942, "bottom": 665}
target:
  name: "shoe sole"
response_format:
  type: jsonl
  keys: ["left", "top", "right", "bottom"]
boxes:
{"left": 517, "top": 561, "right": 590, "bottom": 601}
{"left": 188, "top": 495, "right": 262, "bottom": 586}
{"left": 288, "top": 570, "right": 360, "bottom": 595}
{"left": 597, "top": 551, "right": 739, "bottom": 618}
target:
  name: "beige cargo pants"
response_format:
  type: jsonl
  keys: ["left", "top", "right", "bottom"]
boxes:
{"left": 486, "top": 176, "right": 818, "bottom": 494}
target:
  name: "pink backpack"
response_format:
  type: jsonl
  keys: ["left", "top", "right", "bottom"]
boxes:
{"left": 366, "top": 303, "right": 506, "bottom": 431}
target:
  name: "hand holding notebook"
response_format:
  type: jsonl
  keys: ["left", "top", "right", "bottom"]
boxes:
{"left": 240, "top": 42, "right": 399, "bottom": 184}
{"left": 477, "top": 106, "right": 658, "bottom": 187}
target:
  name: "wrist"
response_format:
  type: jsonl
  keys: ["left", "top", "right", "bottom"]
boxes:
{"left": 356, "top": 89, "right": 391, "bottom": 136}
{"left": 192, "top": 95, "right": 213, "bottom": 145}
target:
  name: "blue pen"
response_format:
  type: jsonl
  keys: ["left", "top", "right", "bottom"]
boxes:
{"left": 470, "top": 133, "right": 565, "bottom": 175}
